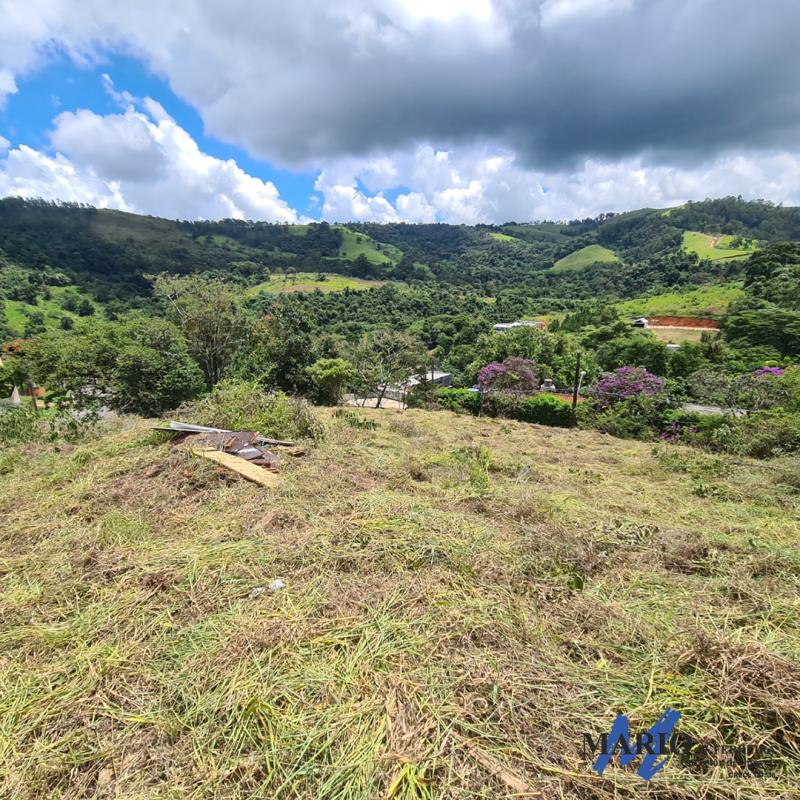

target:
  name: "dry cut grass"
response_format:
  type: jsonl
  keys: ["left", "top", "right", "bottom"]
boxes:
{"left": 1, "top": 408, "right": 799, "bottom": 799}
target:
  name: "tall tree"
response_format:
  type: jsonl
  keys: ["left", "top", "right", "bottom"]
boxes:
{"left": 152, "top": 274, "right": 248, "bottom": 389}
{"left": 349, "top": 330, "right": 426, "bottom": 408}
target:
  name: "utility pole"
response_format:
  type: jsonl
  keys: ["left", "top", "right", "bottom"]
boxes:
{"left": 572, "top": 352, "right": 581, "bottom": 412}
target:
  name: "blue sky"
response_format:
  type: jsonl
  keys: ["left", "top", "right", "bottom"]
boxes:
{"left": 2, "top": 52, "right": 322, "bottom": 218}
{"left": 0, "top": 1, "right": 799, "bottom": 223}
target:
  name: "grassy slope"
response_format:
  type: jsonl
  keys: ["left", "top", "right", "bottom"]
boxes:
{"left": 615, "top": 283, "right": 744, "bottom": 319}
{"left": 682, "top": 231, "right": 757, "bottom": 262}
{"left": 246, "top": 273, "right": 385, "bottom": 295}
{"left": 1, "top": 409, "right": 798, "bottom": 798}
{"left": 334, "top": 226, "right": 403, "bottom": 265}
{"left": 552, "top": 244, "right": 619, "bottom": 272}
{"left": 2, "top": 286, "right": 100, "bottom": 337}
{"left": 487, "top": 231, "right": 521, "bottom": 244}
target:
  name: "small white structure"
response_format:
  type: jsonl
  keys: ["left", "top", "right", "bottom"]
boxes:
{"left": 632, "top": 317, "right": 649, "bottom": 328}
{"left": 384, "top": 371, "right": 453, "bottom": 402}
{"left": 666, "top": 343, "right": 681, "bottom": 352}
{"left": 492, "top": 320, "right": 546, "bottom": 333}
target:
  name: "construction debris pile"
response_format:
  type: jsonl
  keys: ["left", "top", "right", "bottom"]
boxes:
{"left": 154, "top": 421, "right": 302, "bottom": 488}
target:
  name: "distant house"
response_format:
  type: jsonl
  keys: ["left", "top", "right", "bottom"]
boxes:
{"left": 384, "top": 371, "right": 453, "bottom": 402}
{"left": 492, "top": 320, "right": 547, "bottom": 333}
{"left": 666, "top": 343, "right": 681, "bottom": 352}
{"left": 631, "top": 317, "right": 649, "bottom": 328}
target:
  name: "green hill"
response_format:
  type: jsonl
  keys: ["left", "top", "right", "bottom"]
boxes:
{"left": 551, "top": 244, "right": 619, "bottom": 272}
{"left": 334, "top": 225, "right": 402, "bottom": 265}
{"left": 3, "top": 196, "right": 800, "bottom": 325}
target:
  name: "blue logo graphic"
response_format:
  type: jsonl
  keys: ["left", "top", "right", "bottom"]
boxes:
{"left": 584, "top": 708, "right": 682, "bottom": 781}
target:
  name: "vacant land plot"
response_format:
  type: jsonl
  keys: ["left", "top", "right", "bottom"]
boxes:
{"left": 682, "top": 232, "right": 757, "bottom": 262}
{"left": 1, "top": 409, "right": 798, "bottom": 798}
{"left": 552, "top": 244, "right": 619, "bottom": 272}
{"left": 335, "top": 226, "right": 403, "bottom": 265}
{"left": 246, "top": 272, "right": 384, "bottom": 295}
{"left": 616, "top": 284, "right": 744, "bottom": 319}
{"left": 650, "top": 326, "right": 709, "bottom": 344}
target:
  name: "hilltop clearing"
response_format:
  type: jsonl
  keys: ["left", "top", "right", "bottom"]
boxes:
{"left": 682, "top": 232, "right": 757, "bottom": 262}
{"left": 551, "top": 244, "right": 619, "bottom": 272}
{"left": 1, "top": 407, "right": 798, "bottom": 798}
{"left": 245, "top": 272, "right": 385, "bottom": 295}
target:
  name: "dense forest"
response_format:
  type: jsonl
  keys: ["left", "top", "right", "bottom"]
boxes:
{"left": 2, "top": 196, "right": 799, "bottom": 460}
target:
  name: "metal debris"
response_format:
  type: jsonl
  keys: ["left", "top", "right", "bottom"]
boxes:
{"left": 154, "top": 420, "right": 302, "bottom": 487}
{"left": 267, "top": 580, "right": 286, "bottom": 591}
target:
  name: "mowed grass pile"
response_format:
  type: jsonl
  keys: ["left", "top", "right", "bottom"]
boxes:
{"left": 1, "top": 407, "right": 799, "bottom": 799}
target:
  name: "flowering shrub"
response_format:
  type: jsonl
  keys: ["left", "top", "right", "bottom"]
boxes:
{"left": 478, "top": 357, "right": 539, "bottom": 395}
{"left": 594, "top": 366, "right": 666, "bottom": 405}
{"left": 754, "top": 366, "right": 785, "bottom": 378}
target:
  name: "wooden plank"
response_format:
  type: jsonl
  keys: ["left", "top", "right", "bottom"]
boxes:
{"left": 190, "top": 447, "right": 281, "bottom": 488}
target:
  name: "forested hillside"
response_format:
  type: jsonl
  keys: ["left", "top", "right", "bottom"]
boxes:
{"left": 2, "top": 197, "right": 799, "bottom": 315}
{"left": 2, "top": 196, "right": 799, "bottom": 463}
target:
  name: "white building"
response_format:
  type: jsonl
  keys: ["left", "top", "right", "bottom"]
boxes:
{"left": 492, "top": 320, "right": 546, "bottom": 333}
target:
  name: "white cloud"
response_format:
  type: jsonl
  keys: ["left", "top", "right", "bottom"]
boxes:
{"left": 0, "top": 100, "right": 298, "bottom": 221}
{"left": 311, "top": 145, "right": 800, "bottom": 224}
{"left": 1, "top": 2, "right": 799, "bottom": 223}
{"left": 0, "top": 68, "right": 17, "bottom": 108}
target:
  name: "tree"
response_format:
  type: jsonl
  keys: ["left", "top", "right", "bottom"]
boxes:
{"left": 24, "top": 315, "right": 204, "bottom": 415}
{"left": 76, "top": 298, "right": 95, "bottom": 316}
{"left": 349, "top": 330, "right": 426, "bottom": 408}
{"left": 152, "top": 274, "right": 249, "bottom": 389}
{"left": 24, "top": 311, "right": 46, "bottom": 338}
{"left": 478, "top": 357, "right": 539, "bottom": 395}
{"left": 306, "top": 358, "right": 355, "bottom": 405}
{"left": 593, "top": 367, "right": 666, "bottom": 406}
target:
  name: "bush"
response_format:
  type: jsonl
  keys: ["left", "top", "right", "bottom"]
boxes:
{"left": 517, "top": 394, "right": 574, "bottom": 427}
{"left": 0, "top": 405, "right": 92, "bottom": 445}
{"left": 676, "top": 410, "right": 800, "bottom": 458}
{"left": 179, "top": 379, "right": 324, "bottom": 441}
{"left": 0, "top": 406, "right": 41, "bottom": 444}
{"left": 306, "top": 358, "right": 355, "bottom": 405}
{"left": 436, "top": 388, "right": 481, "bottom": 415}
{"left": 577, "top": 395, "right": 674, "bottom": 440}
{"left": 731, "top": 411, "right": 800, "bottom": 458}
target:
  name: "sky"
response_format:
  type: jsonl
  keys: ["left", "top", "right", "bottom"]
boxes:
{"left": 1, "top": 0, "right": 799, "bottom": 224}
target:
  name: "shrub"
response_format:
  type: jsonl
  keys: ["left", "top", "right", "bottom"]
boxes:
{"left": 436, "top": 388, "right": 481, "bottom": 415}
{"left": 578, "top": 395, "right": 673, "bottom": 440}
{"left": 179, "top": 379, "right": 324, "bottom": 441}
{"left": 306, "top": 358, "right": 355, "bottom": 405}
{"left": 735, "top": 411, "right": 800, "bottom": 458}
{"left": 517, "top": 394, "right": 574, "bottom": 427}
{"left": 0, "top": 406, "right": 41, "bottom": 444}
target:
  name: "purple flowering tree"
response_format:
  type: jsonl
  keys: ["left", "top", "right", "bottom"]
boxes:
{"left": 754, "top": 366, "right": 785, "bottom": 378}
{"left": 478, "top": 357, "right": 539, "bottom": 395}
{"left": 594, "top": 366, "right": 666, "bottom": 405}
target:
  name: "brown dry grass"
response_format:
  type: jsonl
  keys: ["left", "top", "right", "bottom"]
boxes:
{"left": 0, "top": 408, "right": 798, "bottom": 798}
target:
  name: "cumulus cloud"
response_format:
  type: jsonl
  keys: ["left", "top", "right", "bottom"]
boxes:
{"left": 312, "top": 145, "right": 800, "bottom": 224}
{"left": 2, "top": 1, "right": 799, "bottom": 168}
{"left": 0, "top": 99, "right": 298, "bottom": 221}
{"left": 1, "top": 1, "right": 800, "bottom": 222}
